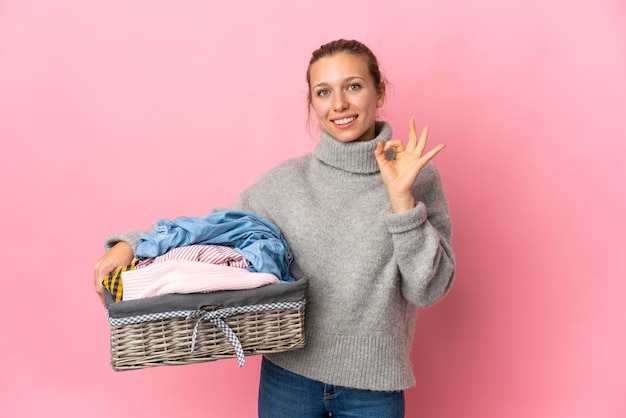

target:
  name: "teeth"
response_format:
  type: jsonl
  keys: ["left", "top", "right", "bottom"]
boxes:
{"left": 334, "top": 116, "right": 356, "bottom": 125}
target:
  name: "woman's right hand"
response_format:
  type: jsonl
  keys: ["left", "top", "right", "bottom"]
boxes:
{"left": 93, "top": 242, "right": 134, "bottom": 306}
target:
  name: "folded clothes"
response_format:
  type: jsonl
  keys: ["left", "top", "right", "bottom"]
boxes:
{"left": 102, "top": 244, "right": 249, "bottom": 302}
{"left": 102, "top": 211, "right": 296, "bottom": 302}
{"left": 122, "top": 260, "right": 279, "bottom": 301}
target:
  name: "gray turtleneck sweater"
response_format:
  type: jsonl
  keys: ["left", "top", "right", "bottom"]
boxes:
{"left": 230, "top": 121, "right": 454, "bottom": 391}
{"left": 105, "top": 121, "right": 455, "bottom": 391}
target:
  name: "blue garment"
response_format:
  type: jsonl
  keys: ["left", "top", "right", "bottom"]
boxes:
{"left": 258, "top": 357, "right": 405, "bottom": 418}
{"left": 135, "top": 210, "right": 294, "bottom": 282}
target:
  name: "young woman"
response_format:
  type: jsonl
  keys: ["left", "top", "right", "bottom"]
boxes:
{"left": 94, "top": 39, "right": 455, "bottom": 418}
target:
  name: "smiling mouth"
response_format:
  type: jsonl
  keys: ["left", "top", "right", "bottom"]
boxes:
{"left": 333, "top": 116, "right": 357, "bottom": 126}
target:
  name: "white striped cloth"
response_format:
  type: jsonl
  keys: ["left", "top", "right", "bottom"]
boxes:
{"left": 135, "top": 244, "right": 249, "bottom": 270}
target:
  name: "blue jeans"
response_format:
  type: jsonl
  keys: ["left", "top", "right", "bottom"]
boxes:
{"left": 258, "top": 357, "right": 405, "bottom": 418}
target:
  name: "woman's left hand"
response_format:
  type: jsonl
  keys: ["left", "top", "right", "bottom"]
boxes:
{"left": 374, "top": 117, "right": 446, "bottom": 213}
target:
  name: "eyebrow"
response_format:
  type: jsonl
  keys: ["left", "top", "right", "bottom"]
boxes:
{"left": 312, "top": 76, "right": 366, "bottom": 90}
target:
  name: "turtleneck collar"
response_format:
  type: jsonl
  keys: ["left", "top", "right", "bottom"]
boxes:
{"left": 313, "top": 121, "right": 393, "bottom": 174}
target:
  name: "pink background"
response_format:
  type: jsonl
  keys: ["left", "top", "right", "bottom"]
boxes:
{"left": 1, "top": 0, "right": 625, "bottom": 417}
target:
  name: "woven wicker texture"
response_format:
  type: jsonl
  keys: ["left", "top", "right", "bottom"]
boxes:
{"left": 110, "top": 304, "right": 305, "bottom": 371}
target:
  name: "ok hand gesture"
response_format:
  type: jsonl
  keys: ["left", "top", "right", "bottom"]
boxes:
{"left": 374, "top": 117, "right": 446, "bottom": 213}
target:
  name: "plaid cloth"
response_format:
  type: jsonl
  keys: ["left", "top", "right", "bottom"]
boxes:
{"left": 102, "top": 260, "right": 138, "bottom": 302}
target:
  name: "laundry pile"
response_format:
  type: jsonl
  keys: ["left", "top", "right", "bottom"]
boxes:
{"left": 103, "top": 210, "right": 295, "bottom": 302}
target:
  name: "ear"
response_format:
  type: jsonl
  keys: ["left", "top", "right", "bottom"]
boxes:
{"left": 376, "top": 84, "right": 386, "bottom": 108}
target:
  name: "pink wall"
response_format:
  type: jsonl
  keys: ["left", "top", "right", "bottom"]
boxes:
{"left": 1, "top": 1, "right": 624, "bottom": 417}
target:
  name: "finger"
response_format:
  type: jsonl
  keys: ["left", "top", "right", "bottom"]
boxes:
{"left": 94, "top": 274, "right": 106, "bottom": 306}
{"left": 94, "top": 261, "right": 111, "bottom": 306}
{"left": 415, "top": 124, "right": 430, "bottom": 156}
{"left": 407, "top": 117, "right": 418, "bottom": 150}
{"left": 421, "top": 143, "right": 446, "bottom": 163}
{"left": 374, "top": 140, "right": 393, "bottom": 169}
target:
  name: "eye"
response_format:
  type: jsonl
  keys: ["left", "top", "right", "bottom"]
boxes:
{"left": 316, "top": 89, "right": 330, "bottom": 97}
{"left": 347, "top": 83, "right": 361, "bottom": 91}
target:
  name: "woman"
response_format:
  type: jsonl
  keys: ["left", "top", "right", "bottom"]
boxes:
{"left": 94, "top": 39, "right": 455, "bottom": 417}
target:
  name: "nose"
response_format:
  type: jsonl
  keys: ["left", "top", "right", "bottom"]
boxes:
{"left": 332, "top": 91, "right": 349, "bottom": 111}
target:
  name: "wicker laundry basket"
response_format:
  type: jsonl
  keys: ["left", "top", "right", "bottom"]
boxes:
{"left": 105, "top": 275, "right": 308, "bottom": 371}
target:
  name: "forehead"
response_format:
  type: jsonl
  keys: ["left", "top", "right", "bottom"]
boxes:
{"left": 309, "top": 52, "right": 372, "bottom": 85}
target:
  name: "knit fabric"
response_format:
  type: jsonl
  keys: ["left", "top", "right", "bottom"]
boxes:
{"left": 230, "top": 121, "right": 455, "bottom": 391}
{"left": 103, "top": 121, "right": 455, "bottom": 391}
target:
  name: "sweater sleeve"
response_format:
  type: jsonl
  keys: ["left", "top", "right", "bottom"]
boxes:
{"left": 103, "top": 228, "right": 149, "bottom": 253}
{"left": 383, "top": 163, "right": 455, "bottom": 307}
